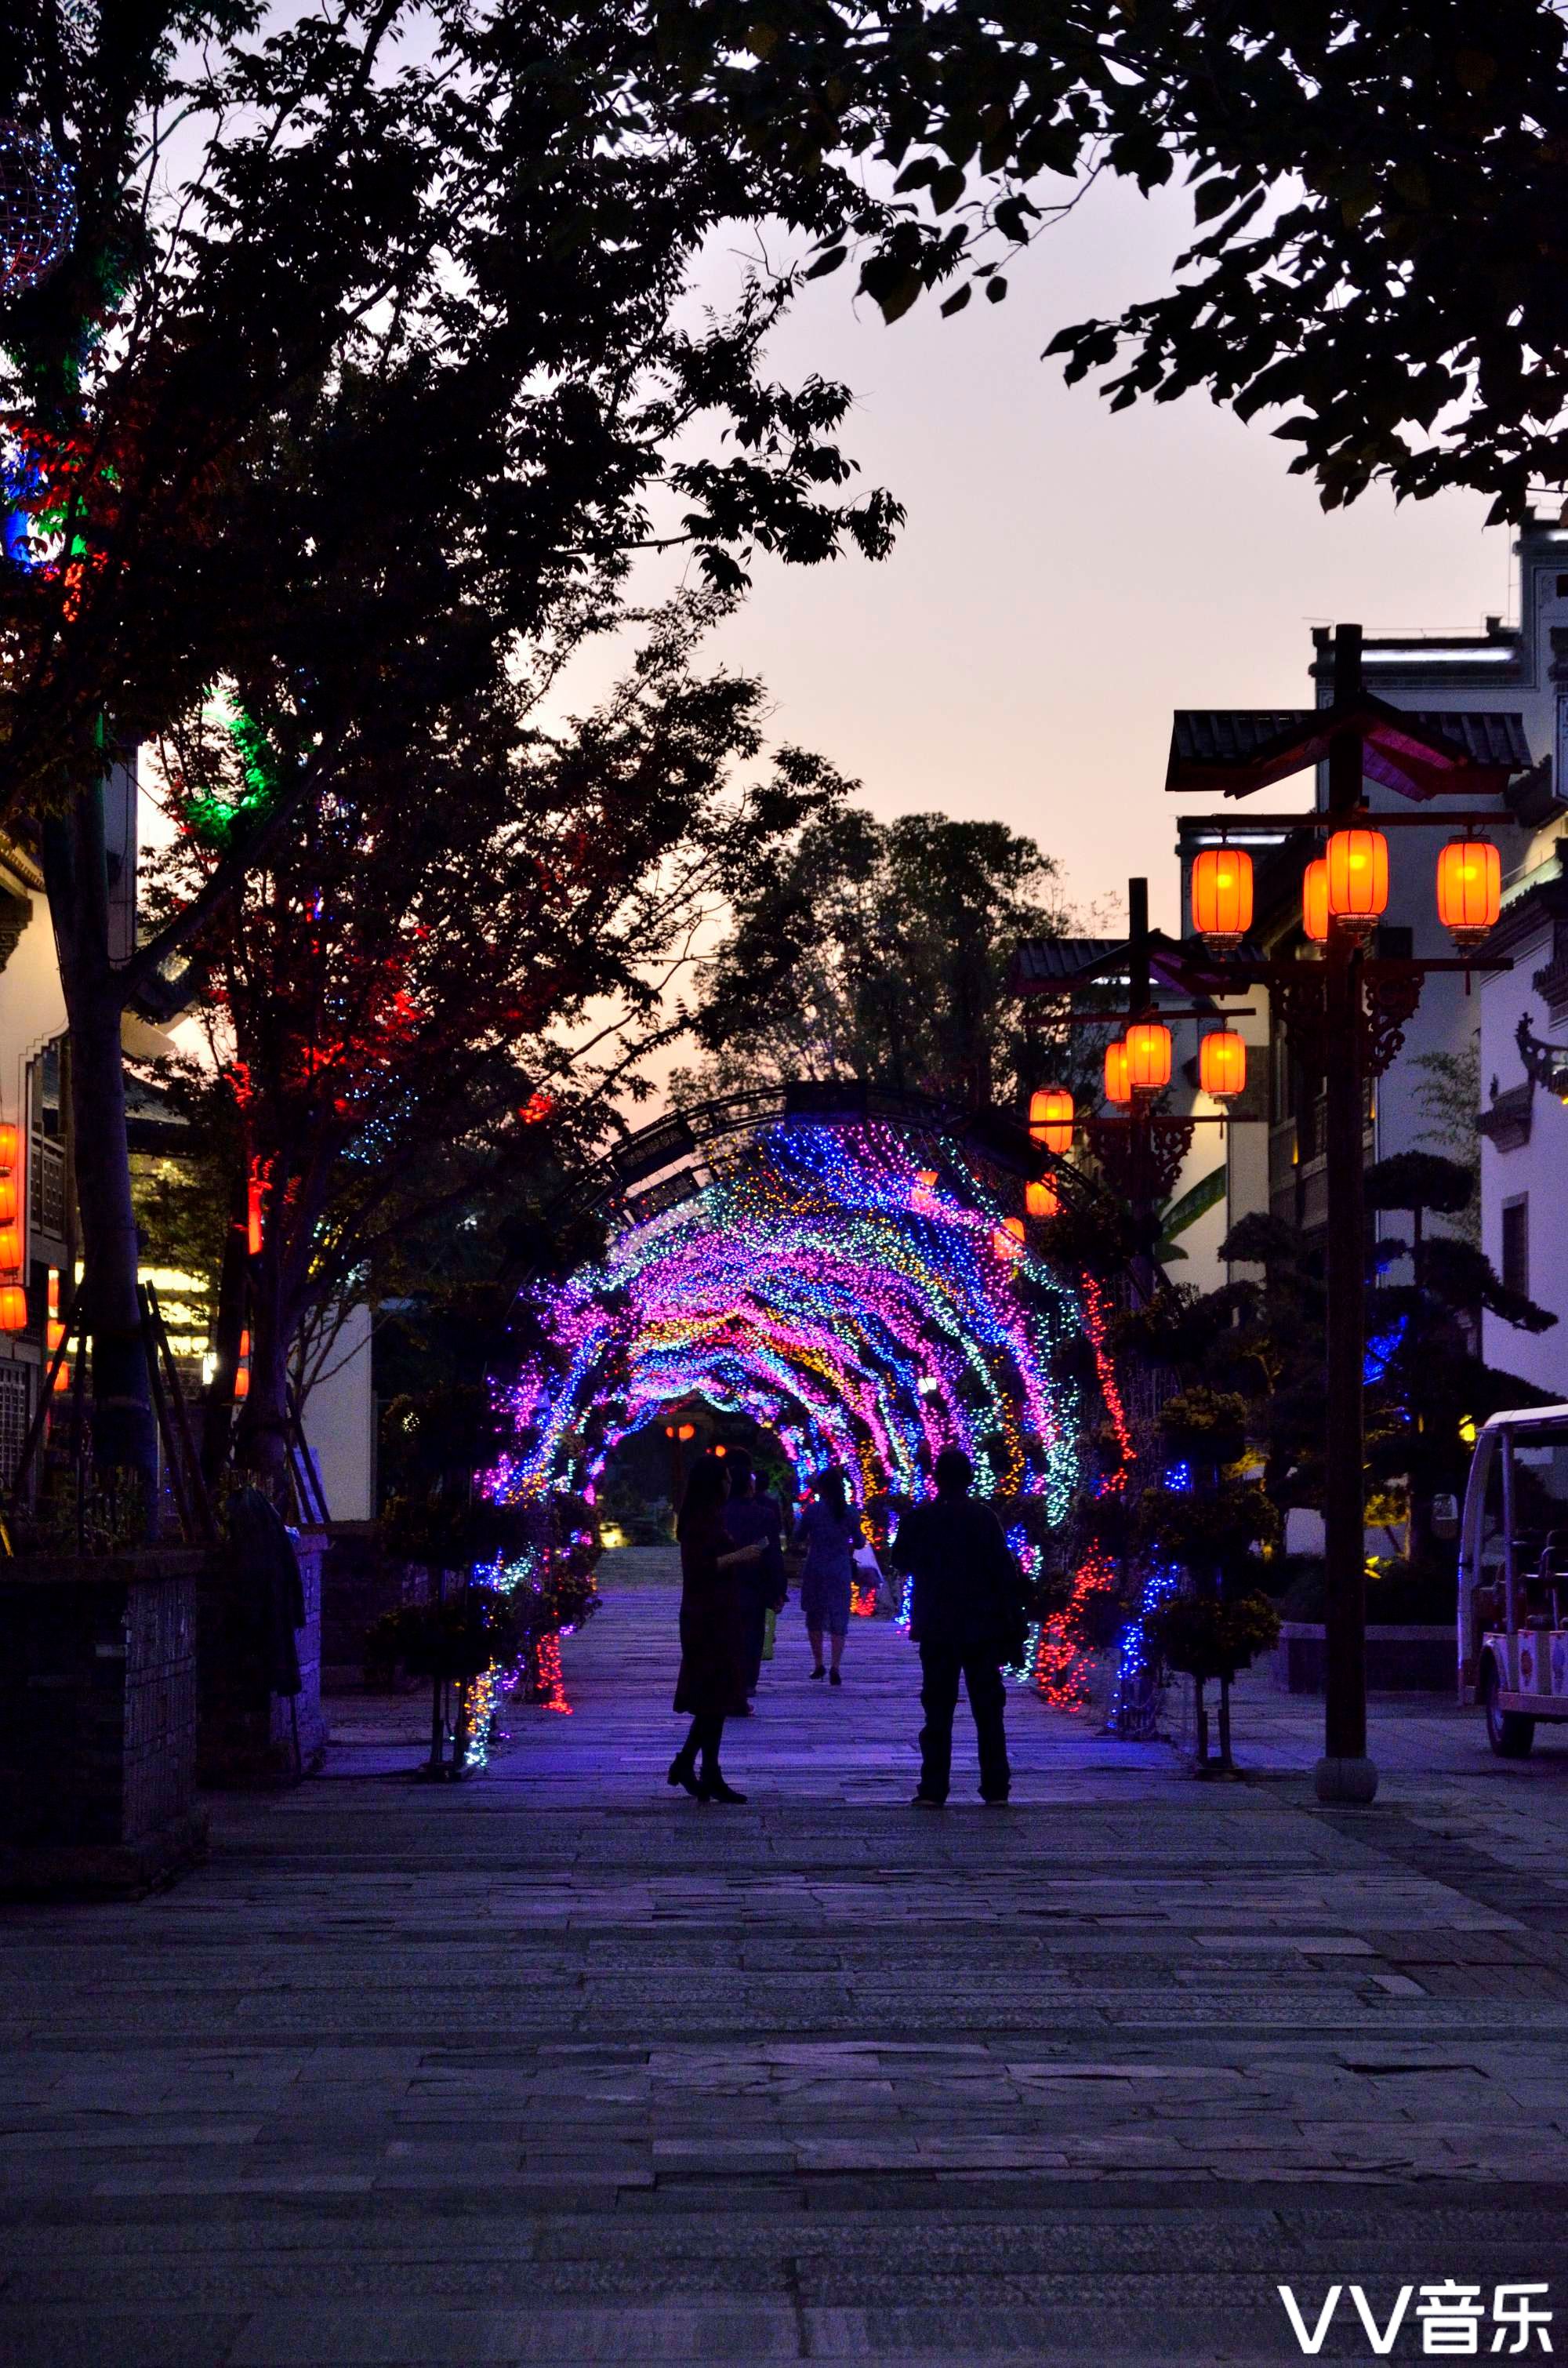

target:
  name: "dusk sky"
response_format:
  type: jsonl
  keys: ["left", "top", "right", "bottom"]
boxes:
{"left": 672, "top": 172, "right": 1516, "bottom": 935}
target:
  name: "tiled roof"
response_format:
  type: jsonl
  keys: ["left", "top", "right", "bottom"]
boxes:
{"left": 1172, "top": 709, "right": 1532, "bottom": 769}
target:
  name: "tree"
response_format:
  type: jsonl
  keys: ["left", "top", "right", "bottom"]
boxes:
{"left": 1123, "top": 1188, "right": 1556, "bottom": 1622}
{"left": 676, "top": 807, "right": 1078, "bottom": 1110}
{"left": 147, "top": 597, "right": 845, "bottom": 1483}
{"left": 0, "top": 1, "right": 900, "bottom": 1496}
{"left": 680, "top": 0, "right": 1568, "bottom": 514}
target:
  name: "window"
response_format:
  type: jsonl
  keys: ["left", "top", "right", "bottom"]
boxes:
{"left": 0, "top": 1363, "right": 30, "bottom": 1487}
{"left": 1556, "top": 575, "right": 1568, "bottom": 597}
{"left": 1502, "top": 1195, "right": 1530, "bottom": 1299}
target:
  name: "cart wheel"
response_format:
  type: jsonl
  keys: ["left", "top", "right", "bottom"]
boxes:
{"left": 1483, "top": 1662, "right": 1536, "bottom": 1760}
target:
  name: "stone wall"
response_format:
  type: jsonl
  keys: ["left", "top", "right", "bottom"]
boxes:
{"left": 0, "top": 1551, "right": 207, "bottom": 1894}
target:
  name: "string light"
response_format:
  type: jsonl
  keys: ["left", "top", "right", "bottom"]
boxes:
{"left": 489, "top": 1121, "right": 1125, "bottom": 1692}
{"left": 0, "top": 122, "right": 76, "bottom": 304}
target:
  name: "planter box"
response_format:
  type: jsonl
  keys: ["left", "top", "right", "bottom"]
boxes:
{"left": 1272, "top": 1622, "right": 1454, "bottom": 1695}
{"left": 197, "top": 1531, "right": 325, "bottom": 1786}
{"left": 0, "top": 1549, "right": 208, "bottom": 1895}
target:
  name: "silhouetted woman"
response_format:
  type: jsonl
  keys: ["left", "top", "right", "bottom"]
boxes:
{"left": 797, "top": 1468, "right": 858, "bottom": 1685}
{"left": 669, "top": 1455, "right": 764, "bottom": 1803}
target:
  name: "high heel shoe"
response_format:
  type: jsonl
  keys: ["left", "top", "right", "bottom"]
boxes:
{"left": 667, "top": 1755, "right": 702, "bottom": 1797}
{"left": 699, "top": 1774, "right": 747, "bottom": 1803}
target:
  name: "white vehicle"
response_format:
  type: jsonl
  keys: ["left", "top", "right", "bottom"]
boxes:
{"left": 1459, "top": 1404, "right": 1568, "bottom": 1756}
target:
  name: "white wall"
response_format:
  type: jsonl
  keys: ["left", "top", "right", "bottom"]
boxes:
{"left": 1479, "top": 915, "right": 1568, "bottom": 1399}
{"left": 301, "top": 1302, "right": 376, "bottom": 1521}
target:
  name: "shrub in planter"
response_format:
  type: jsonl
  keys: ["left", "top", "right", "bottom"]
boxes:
{"left": 1145, "top": 1590, "right": 1281, "bottom": 1774}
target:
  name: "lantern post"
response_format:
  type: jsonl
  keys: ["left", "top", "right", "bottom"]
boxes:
{"left": 1320, "top": 625, "right": 1372, "bottom": 1796}
{"left": 1166, "top": 621, "right": 1515, "bottom": 1804}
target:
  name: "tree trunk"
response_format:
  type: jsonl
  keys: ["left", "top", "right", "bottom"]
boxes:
{"left": 1217, "top": 1672, "right": 1233, "bottom": 1772}
{"left": 201, "top": 1168, "right": 251, "bottom": 1486}
{"left": 1192, "top": 1674, "right": 1209, "bottom": 1767}
{"left": 42, "top": 787, "right": 156, "bottom": 1514}
{"left": 234, "top": 1232, "right": 291, "bottom": 1489}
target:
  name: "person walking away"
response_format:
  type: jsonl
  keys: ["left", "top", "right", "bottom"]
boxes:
{"left": 669, "top": 1456, "right": 764, "bottom": 1802}
{"left": 723, "top": 1450, "right": 785, "bottom": 1707}
{"left": 889, "top": 1447, "right": 1028, "bottom": 1806}
{"left": 797, "top": 1469, "right": 857, "bottom": 1685}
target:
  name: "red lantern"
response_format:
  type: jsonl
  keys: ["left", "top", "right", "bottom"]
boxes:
{"left": 0, "top": 1177, "right": 18, "bottom": 1227}
{"left": 1025, "top": 1177, "right": 1058, "bottom": 1219}
{"left": 0, "top": 1223, "right": 22, "bottom": 1272}
{"left": 993, "top": 1216, "right": 1025, "bottom": 1261}
{"left": 1126, "top": 1020, "right": 1173, "bottom": 1095}
{"left": 1302, "top": 856, "right": 1330, "bottom": 944}
{"left": 1325, "top": 826, "right": 1389, "bottom": 935}
{"left": 0, "top": 1283, "right": 26, "bottom": 1332}
{"left": 1104, "top": 1039, "right": 1131, "bottom": 1106}
{"left": 246, "top": 1167, "right": 264, "bottom": 1258}
{"left": 1027, "top": 1086, "right": 1074, "bottom": 1155}
{"left": 1190, "top": 846, "right": 1254, "bottom": 950}
{"left": 0, "top": 1121, "right": 19, "bottom": 1173}
{"left": 234, "top": 1326, "right": 251, "bottom": 1402}
{"left": 1200, "top": 1030, "right": 1247, "bottom": 1100}
{"left": 1436, "top": 837, "right": 1501, "bottom": 950}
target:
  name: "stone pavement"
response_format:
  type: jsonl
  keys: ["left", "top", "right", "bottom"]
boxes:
{"left": 8, "top": 1559, "right": 1568, "bottom": 2365}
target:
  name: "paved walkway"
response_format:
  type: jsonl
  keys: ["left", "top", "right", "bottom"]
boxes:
{"left": 9, "top": 1564, "right": 1568, "bottom": 2364}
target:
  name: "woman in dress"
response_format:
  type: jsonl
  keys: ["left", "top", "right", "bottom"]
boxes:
{"left": 668, "top": 1455, "right": 764, "bottom": 1802}
{"left": 797, "top": 1468, "right": 858, "bottom": 1686}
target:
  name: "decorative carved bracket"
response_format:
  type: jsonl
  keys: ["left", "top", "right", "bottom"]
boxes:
{"left": 1515, "top": 1011, "right": 1568, "bottom": 1098}
{"left": 1092, "top": 1113, "right": 1196, "bottom": 1208}
{"left": 1269, "top": 960, "right": 1425, "bottom": 1082}
{"left": 1361, "top": 968, "right": 1424, "bottom": 1080}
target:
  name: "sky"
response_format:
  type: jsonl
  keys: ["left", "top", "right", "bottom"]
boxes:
{"left": 619, "top": 170, "right": 1515, "bottom": 937}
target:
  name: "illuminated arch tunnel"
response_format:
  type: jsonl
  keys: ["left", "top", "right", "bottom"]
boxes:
{"left": 487, "top": 1088, "right": 1134, "bottom": 1710}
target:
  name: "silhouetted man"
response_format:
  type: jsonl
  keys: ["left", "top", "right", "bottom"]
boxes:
{"left": 890, "top": 1448, "right": 1027, "bottom": 1806}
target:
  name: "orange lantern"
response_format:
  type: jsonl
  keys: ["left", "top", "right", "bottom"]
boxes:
{"left": 1027, "top": 1086, "right": 1074, "bottom": 1155}
{"left": 1190, "top": 845, "right": 1254, "bottom": 950}
{"left": 0, "top": 1224, "right": 22, "bottom": 1273}
{"left": 1025, "top": 1177, "right": 1059, "bottom": 1219}
{"left": 0, "top": 1283, "right": 26, "bottom": 1332}
{"left": 246, "top": 1168, "right": 265, "bottom": 1258}
{"left": 1301, "top": 855, "right": 1330, "bottom": 944}
{"left": 1104, "top": 1038, "right": 1131, "bottom": 1106}
{"left": 713, "top": 1444, "right": 726, "bottom": 1458}
{"left": 1436, "top": 836, "right": 1501, "bottom": 950}
{"left": 1325, "top": 826, "right": 1389, "bottom": 935}
{"left": 0, "top": 1177, "right": 18, "bottom": 1227}
{"left": 1126, "top": 1019, "right": 1173, "bottom": 1095}
{"left": 678, "top": 1422, "right": 695, "bottom": 1440}
{"left": 915, "top": 1169, "right": 938, "bottom": 1187}
{"left": 993, "top": 1216, "right": 1025, "bottom": 1261}
{"left": 0, "top": 1121, "right": 18, "bottom": 1172}
{"left": 234, "top": 1327, "right": 251, "bottom": 1402}
{"left": 1200, "top": 1030, "right": 1247, "bottom": 1100}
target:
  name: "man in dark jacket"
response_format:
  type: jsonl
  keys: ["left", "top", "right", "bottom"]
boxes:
{"left": 889, "top": 1448, "right": 1026, "bottom": 1806}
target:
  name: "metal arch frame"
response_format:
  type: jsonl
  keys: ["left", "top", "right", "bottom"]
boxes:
{"left": 540, "top": 1077, "right": 1105, "bottom": 1249}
